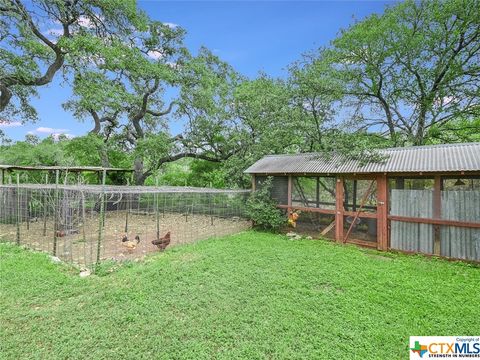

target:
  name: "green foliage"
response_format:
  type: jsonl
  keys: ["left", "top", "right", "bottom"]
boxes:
{"left": 2, "top": 0, "right": 478, "bottom": 190}
{"left": 306, "top": 0, "right": 480, "bottom": 145}
{"left": 0, "top": 136, "right": 67, "bottom": 167}
{"left": 150, "top": 158, "right": 226, "bottom": 188}
{"left": 426, "top": 117, "right": 480, "bottom": 144}
{"left": 0, "top": 0, "right": 146, "bottom": 120}
{"left": 246, "top": 177, "right": 285, "bottom": 231}
{"left": 1, "top": 233, "right": 479, "bottom": 359}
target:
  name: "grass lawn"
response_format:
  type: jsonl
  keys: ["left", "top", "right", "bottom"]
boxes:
{"left": 1, "top": 231, "right": 479, "bottom": 359}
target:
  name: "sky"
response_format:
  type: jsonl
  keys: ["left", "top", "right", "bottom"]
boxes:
{"left": 2, "top": 0, "right": 393, "bottom": 141}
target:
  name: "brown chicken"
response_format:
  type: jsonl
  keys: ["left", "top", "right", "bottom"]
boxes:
{"left": 121, "top": 234, "right": 140, "bottom": 253}
{"left": 152, "top": 232, "right": 171, "bottom": 251}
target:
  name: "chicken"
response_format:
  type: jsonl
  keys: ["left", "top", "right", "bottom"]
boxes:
{"left": 152, "top": 231, "right": 171, "bottom": 251}
{"left": 121, "top": 234, "right": 140, "bottom": 253}
{"left": 287, "top": 211, "right": 300, "bottom": 228}
{"left": 55, "top": 229, "right": 80, "bottom": 237}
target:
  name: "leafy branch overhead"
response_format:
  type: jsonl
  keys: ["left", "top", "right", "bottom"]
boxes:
{"left": 1, "top": 0, "right": 479, "bottom": 188}
{"left": 0, "top": 0, "right": 144, "bottom": 121}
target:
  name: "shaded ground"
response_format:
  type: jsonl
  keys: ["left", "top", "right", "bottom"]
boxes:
{"left": 0, "top": 232, "right": 479, "bottom": 359}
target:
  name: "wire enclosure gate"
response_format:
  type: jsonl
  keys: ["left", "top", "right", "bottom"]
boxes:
{"left": 0, "top": 184, "right": 251, "bottom": 267}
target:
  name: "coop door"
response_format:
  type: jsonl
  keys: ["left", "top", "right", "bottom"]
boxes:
{"left": 342, "top": 178, "right": 378, "bottom": 247}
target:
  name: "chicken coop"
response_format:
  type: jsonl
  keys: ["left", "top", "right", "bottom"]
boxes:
{"left": 0, "top": 166, "right": 250, "bottom": 267}
{"left": 245, "top": 142, "right": 480, "bottom": 262}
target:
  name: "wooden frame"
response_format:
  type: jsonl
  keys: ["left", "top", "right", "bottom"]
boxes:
{"left": 262, "top": 171, "right": 480, "bottom": 261}
{"left": 335, "top": 177, "right": 344, "bottom": 243}
{"left": 387, "top": 215, "right": 480, "bottom": 229}
{"left": 376, "top": 174, "right": 388, "bottom": 251}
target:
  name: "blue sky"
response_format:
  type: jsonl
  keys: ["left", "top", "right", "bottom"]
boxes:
{"left": 2, "top": 0, "right": 392, "bottom": 141}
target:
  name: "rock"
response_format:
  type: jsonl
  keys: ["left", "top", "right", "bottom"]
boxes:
{"left": 50, "top": 256, "right": 61, "bottom": 263}
{"left": 305, "top": 236, "right": 313, "bottom": 240}
{"left": 293, "top": 235, "right": 302, "bottom": 240}
{"left": 286, "top": 232, "right": 297, "bottom": 237}
{"left": 79, "top": 269, "right": 91, "bottom": 277}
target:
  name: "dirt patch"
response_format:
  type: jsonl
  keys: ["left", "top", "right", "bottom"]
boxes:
{"left": 0, "top": 211, "right": 250, "bottom": 267}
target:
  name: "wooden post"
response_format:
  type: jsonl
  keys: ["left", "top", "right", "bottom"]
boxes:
{"left": 53, "top": 170, "right": 59, "bottom": 256}
{"left": 81, "top": 191, "right": 86, "bottom": 244}
{"left": 53, "top": 170, "right": 60, "bottom": 256}
{"left": 42, "top": 173, "right": 48, "bottom": 236}
{"left": 335, "top": 177, "right": 344, "bottom": 243}
{"left": 287, "top": 175, "right": 292, "bottom": 213}
{"left": 96, "top": 169, "right": 107, "bottom": 264}
{"left": 376, "top": 174, "right": 389, "bottom": 251}
{"left": 125, "top": 178, "right": 130, "bottom": 232}
{"left": 316, "top": 177, "right": 320, "bottom": 208}
{"left": 433, "top": 176, "right": 441, "bottom": 255}
{"left": 251, "top": 174, "right": 256, "bottom": 192}
{"left": 16, "top": 173, "right": 20, "bottom": 245}
{"left": 155, "top": 176, "right": 160, "bottom": 239}
{"left": 0, "top": 169, "right": 3, "bottom": 185}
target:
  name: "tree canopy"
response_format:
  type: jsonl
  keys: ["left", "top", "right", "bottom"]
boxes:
{"left": 1, "top": 0, "right": 479, "bottom": 188}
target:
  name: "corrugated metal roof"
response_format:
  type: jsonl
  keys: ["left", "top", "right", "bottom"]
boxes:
{"left": 244, "top": 142, "right": 480, "bottom": 174}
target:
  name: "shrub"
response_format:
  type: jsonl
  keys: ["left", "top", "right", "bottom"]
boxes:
{"left": 246, "top": 177, "right": 285, "bottom": 231}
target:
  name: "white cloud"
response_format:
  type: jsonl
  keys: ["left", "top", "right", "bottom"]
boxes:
{"left": 35, "top": 127, "right": 69, "bottom": 134}
{"left": 0, "top": 121, "right": 22, "bottom": 128}
{"left": 78, "top": 15, "right": 95, "bottom": 29}
{"left": 163, "top": 22, "right": 178, "bottom": 29}
{"left": 147, "top": 50, "right": 164, "bottom": 60}
{"left": 30, "top": 127, "right": 74, "bottom": 139}
{"left": 51, "top": 133, "right": 75, "bottom": 140}
{"left": 166, "top": 61, "right": 180, "bottom": 69}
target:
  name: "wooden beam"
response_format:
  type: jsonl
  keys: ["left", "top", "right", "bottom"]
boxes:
{"left": 376, "top": 174, "right": 389, "bottom": 251}
{"left": 320, "top": 221, "right": 335, "bottom": 236}
{"left": 343, "top": 210, "right": 377, "bottom": 219}
{"left": 251, "top": 174, "right": 256, "bottom": 192}
{"left": 345, "top": 238, "right": 377, "bottom": 249}
{"left": 433, "top": 176, "right": 441, "bottom": 255}
{"left": 277, "top": 205, "right": 335, "bottom": 215}
{"left": 387, "top": 215, "right": 480, "bottom": 229}
{"left": 247, "top": 171, "right": 480, "bottom": 178}
{"left": 335, "top": 177, "right": 344, "bottom": 243}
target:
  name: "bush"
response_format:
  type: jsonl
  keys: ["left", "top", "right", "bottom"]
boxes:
{"left": 246, "top": 177, "right": 285, "bottom": 231}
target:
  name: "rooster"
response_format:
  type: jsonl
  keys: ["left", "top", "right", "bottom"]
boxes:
{"left": 152, "top": 231, "right": 171, "bottom": 251}
{"left": 287, "top": 211, "right": 300, "bottom": 228}
{"left": 121, "top": 234, "right": 140, "bottom": 253}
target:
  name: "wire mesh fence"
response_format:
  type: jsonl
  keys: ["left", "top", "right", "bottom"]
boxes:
{"left": 0, "top": 184, "right": 251, "bottom": 267}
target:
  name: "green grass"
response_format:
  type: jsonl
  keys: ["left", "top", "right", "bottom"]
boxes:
{"left": 1, "top": 232, "right": 479, "bottom": 359}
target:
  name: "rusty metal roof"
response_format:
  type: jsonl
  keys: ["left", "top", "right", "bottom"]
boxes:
{"left": 244, "top": 142, "right": 480, "bottom": 175}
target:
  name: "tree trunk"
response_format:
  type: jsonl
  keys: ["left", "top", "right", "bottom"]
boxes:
{"left": 134, "top": 158, "right": 147, "bottom": 185}
{"left": 414, "top": 108, "right": 427, "bottom": 145}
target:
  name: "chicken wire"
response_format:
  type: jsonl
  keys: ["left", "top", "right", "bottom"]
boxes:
{"left": 0, "top": 184, "right": 251, "bottom": 267}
